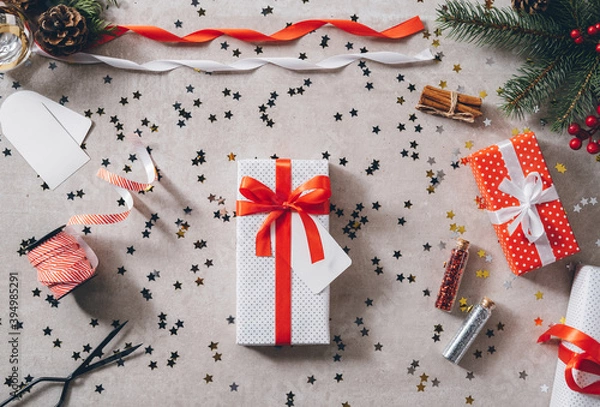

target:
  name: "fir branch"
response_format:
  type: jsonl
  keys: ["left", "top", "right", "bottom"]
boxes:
{"left": 501, "top": 56, "right": 568, "bottom": 118}
{"left": 436, "top": 0, "right": 570, "bottom": 57}
{"left": 62, "top": 0, "right": 102, "bottom": 16}
{"left": 551, "top": 55, "right": 600, "bottom": 131}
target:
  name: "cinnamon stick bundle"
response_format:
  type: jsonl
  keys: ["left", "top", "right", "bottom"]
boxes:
{"left": 415, "top": 85, "right": 483, "bottom": 123}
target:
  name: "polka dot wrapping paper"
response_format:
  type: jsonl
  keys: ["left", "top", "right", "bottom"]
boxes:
{"left": 236, "top": 159, "right": 330, "bottom": 346}
{"left": 467, "top": 132, "right": 579, "bottom": 275}
{"left": 549, "top": 264, "right": 600, "bottom": 406}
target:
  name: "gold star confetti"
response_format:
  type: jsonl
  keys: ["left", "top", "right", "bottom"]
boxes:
{"left": 466, "top": 395, "right": 474, "bottom": 405}
{"left": 461, "top": 304, "right": 473, "bottom": 313}
{"left": 479, "top": 90, "right": 488, "bottom": 99}
{"left": 176, "top": 229, "right": 186, "bottom": 238}
{"left": 477, "top": 249, "right": 486, "bottom": 258}
{"left": 426, "top": 170, "right": 435, "bottom": 178}
{"left": 475, "top": 269, "right": 490, "bottom": 278}
{"left": 511, "top": 128, "right": 520, "bottom": 136}
{"left": 555, "top": 163, "right": 567, "bottom": 173}
{"left": 446, "top": 211, "right": 455, "bottom": 219}
{"left": 434, "top": 28, "right": 443, "bottom": 36}
{"left": 432, "top": 39, "right": 440, "bottom": 48}
{"left": 449, "top": 223, "right": 457, "bottom": 232}
{"left": 459, "top": 297, "right": 468, "bottom": 306}
{"left": 342, "top": 403, "right": 351, "bottom": 407}
{"left": 534, "top": 317, "right": 543, "bottom": 326}
{"left": 535, "top": 291, "right": 544, "bottom": 300}
{"left": 439, "top": 80, "right": 447, "bottom": 89}
{"left": 465, "top": 140, "right": 474, "bottom": 149}
{"left": 453, "top": 64, "right": 462, "bottom": 73}
{"left": 456, "top": 225, "right": 466, "bottom": 234}
{"left": 397, "top": 96, "right": 405, "bottom": 104}
{"left": 422, "top": 30, "right": 431, "bottom": 39}
{"left": 416, "top": 383, "right": 426, "bottom": 392}
{"left": 420, "top": 373, "right": 429, "bottom": 382}
{"left": 426, "top": 185, "right": 436, "bottom": 194}
{"left": 228, "top": 152, "right": 237, "bottom": 161}
{"left": 496, "top": 87, "right": 504, "bottom": 95}
{"left": 559, "top": 316, "right": 566, "bottom": 324}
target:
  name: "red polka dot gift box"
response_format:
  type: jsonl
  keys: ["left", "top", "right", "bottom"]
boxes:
{"left": 466, "top": 132, "right": 579, "bottom": 276}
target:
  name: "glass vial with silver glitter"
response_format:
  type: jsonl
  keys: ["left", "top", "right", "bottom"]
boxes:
{"left": 435, "top": 238, "right": 470, "bottom": 312}
{"left": 442, "top": 297, "right": 495, "bottom": 364}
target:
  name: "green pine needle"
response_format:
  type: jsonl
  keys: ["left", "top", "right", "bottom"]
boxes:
{"left": 501, "top": 56, "right": 569, "bottom": 118}
{"left": 437, "top": 0, "right": 600, "bottom": 133}
{"left": 550, "top": 55, "right": 600, "bottom": 131}
{"left": 436, "top": 1, "right": 570, "bottom": 57}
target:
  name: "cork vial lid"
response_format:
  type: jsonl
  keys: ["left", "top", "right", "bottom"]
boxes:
{"left": 456, "top": 238, "right": 470, "bottom": 251}
{"left": 481, "top": 297, "right": 495, "bottom": 310}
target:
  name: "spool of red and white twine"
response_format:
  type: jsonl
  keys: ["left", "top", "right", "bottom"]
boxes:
{"left": 26, "top": 135, "right": 156, "bottom": 299}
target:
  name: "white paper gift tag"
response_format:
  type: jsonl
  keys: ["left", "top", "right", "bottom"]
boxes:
{"left": 0, "top": 90, "right": 92, "bottom": 189}
{"left": 291, "top": 212, "right": 352, "bottom": 294}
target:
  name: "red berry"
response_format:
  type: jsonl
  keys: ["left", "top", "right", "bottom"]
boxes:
{"left": 588, "top": 25, "right": 598, "bottom": 36}
{"left": 571, "top": 29, "right": 582, "bottom": 39}
{"left": 575, "top": 36, "right": 585, "bottom": 45}
{"left": 568, "top": 123, "right": 581, "bottom": 135}
{"left": 596, "top": 43, "right": 600, "bottom": 53}
{"left": 586, "top": 115, "right": 599, "bottom": 127}
{"left": 587, "top": 140, "right": 600, "bottom": 154}
{"left": 596, "top": 105, "right": 600, "bottom": 115}
{"left": 570, "top": 138, "right": 583, "bottom": 150}
{"left": 596, "top": 23, "right": 600, "bottom": 31}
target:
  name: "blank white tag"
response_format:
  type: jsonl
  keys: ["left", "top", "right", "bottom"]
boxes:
{"left": 0, "top": 91, "right": 91, "bottom": 189}
{"left": 291, "top": 212, "right": 352, "bottom": 294}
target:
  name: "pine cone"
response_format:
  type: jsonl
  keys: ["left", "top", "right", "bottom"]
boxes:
{"left": 35, "top": 5, "right": 89, "bottom": 56}
{"left": 512, "top": 0, "right": 548, "bottom": 14}
{"left": 3, "top": 0, "right": 38, "bottom": 12}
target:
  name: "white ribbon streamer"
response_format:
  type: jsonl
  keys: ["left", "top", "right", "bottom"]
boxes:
{"left": 487, "top": 139, "right": 557, "bottom": 266}
{"left": 32, "top": 46, "right": 434, "bottom": 73}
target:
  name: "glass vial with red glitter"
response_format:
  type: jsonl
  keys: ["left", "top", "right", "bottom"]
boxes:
{"left": 435, "top": 238, "right": 470, "bottom": 312}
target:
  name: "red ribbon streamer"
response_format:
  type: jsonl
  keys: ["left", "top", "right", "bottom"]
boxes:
{"left": 236, "top": 159, "right": 330, "bottom": 345}
{"left": 97, "top": 17, "right": 424, "bottom": 47}
{"left": 539, "top": 324, "right": 600, "bottom": 394}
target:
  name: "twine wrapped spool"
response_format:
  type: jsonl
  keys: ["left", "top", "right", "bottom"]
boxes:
{"left": 27, "top": 226, "right": 98, "bottom": 299}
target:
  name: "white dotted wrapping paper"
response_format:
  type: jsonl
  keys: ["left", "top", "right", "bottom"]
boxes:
{"left": 550, "top": 264, "right": 600, "bottom": 407}
{"left": 236, "top": 159, "right": 330, "bottom": 346}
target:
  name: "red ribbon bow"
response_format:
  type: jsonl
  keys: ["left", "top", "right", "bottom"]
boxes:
{"left": 236, "top": 159, "right": 331, "bottom": 263}
{"left": 236, "top": 159, "right": 330, "bottom": 345}
{"left": 539, "top": 324, "right": 600, "bottom": 395}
